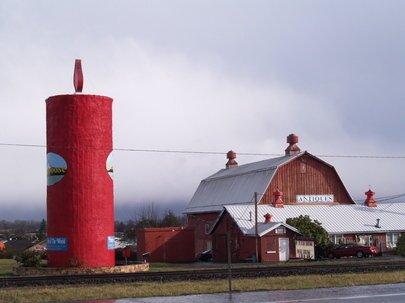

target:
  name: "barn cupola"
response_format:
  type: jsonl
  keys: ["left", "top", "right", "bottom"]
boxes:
{"left": 264, "top": 213, "right": 272, "bottom": 223}
{"left": 226, "top": 150, "right": 238, "bottom": 169}
{"left": 364, "top": 189, "right": 377, "bottom": 207}
{"left": 272, "top": 188, "right": 284, "bottom": 208}
{"left": 285, "top": 133, "right": 301, "bottom": 156}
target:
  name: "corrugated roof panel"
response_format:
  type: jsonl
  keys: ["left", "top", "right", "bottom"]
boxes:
{"left": 184, "top": 153, "right": 303, "bottom": 213}
{"left": 185, "top": 169, "right": 277, "bottom": 213}
{"left": 206, "top": 154, "right": 299, "bottom": 180}
{"left": 224, "top": 203, "right": 405, "bottom": 234}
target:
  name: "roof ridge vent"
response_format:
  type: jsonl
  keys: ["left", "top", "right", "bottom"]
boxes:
{"left": 226, "top": 150, "right": 238, "bottom": 169}
{"left": 365, "top": 189, "right": 377, "bottom": 207}
{"left": 285, "top": 134, "right": 301, "bottom": 156}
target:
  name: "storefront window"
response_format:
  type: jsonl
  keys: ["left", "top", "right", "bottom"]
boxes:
{"left": 330, "top": 234, "right": 345, "bottom": 244}
{"left": 356, "top": 235, "right": 372, "bottom": 245}
{"left": 386, "top": 233, "right": 400, "bottom": 248}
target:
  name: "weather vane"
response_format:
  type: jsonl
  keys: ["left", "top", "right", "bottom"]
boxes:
{"left": 73, "top": 59, "right": 84, "bottom": 93}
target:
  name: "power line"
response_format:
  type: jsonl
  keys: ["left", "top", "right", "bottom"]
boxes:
{"left": 0, "top": 142, "right": 405, "bottom": 159}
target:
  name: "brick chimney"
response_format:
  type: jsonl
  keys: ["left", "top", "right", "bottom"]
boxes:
{"left": 272, "top": 188, "right": 284, "bottom": 208}
{"left": 226, "top": 150, "right": 238, "bottom": 169}
{"left": 285, "top": 133, "right": 301, "bottom": 156}
{"left": 364, "top": 189, "right": 377, "bottom": 207}
{"left": 264, "top": 213, "right": 272, "bottom": 223}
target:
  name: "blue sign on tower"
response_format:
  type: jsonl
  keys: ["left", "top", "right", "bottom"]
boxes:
{"left": 47, "top": 237, "right": 68, "bottom": 251}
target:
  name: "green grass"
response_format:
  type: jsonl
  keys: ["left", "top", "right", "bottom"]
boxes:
{"left": 0, "top": 257, "right": 401, "bottom": 276}
{"left": 149, "top": 256, "right": 403, "bottom": 272}
{"left": 0, "top": 259, "right": 16, "bottom": 276}
{"left": 1, "top": 270, "right": 405, "bottom": 303}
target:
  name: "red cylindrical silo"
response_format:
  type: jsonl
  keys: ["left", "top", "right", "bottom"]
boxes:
{"left": 46, "top": 94, "right": 114, "bottom": 268}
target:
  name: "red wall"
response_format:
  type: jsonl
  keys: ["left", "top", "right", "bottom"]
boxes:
{"left": 260, "top": 229, "right": 298, "bottom": 262}
{"left": 262, "top": 154, "right": 354, "bottom": 204}
{"left": 187, "top": 212, "right": 220, "bottom": 257}
{"left": 137, "top": 227, "right": 195, "bottom": 262}
{"left": 212, "top": 213, "right": 301, "bottom": 262}
{"left": 46, "top": 94, "right": 114, "bottom": 268}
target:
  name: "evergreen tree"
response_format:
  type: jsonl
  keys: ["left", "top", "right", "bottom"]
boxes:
{"left": 36, "top": 219, "right": 46, "bottom": 241}
{"left": 286, "top": 215, "right": 330, "bottom": 247}
{"left": 160, "top": 210, "right": 182, "bottom": 227}
{"left": 396, "top": 234, "right": 405, "bottom": 256}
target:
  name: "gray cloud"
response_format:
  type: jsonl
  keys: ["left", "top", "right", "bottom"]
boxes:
{"left": 0, "top": 1, "right": 404, "bottom": 219}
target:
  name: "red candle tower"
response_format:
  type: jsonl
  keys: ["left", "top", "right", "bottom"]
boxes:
{"left": 46, "top": 60, "right": 115, "bottom": 267}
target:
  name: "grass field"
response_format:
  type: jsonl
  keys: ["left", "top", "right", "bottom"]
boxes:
{"left": 1, "top": 257, "right": 402, "bottom": 276}
{"left": 1, "top": 270, "right": 405, "bottom": 303}
{"left": 0, "top": 259, "right": 16, "bottom": 276}
{"left": 148, "top": 256, "right": 403, "bottom": 271}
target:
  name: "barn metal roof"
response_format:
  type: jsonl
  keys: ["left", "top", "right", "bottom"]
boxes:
{"left": 223, "top": 203, "right": 405, "bottom": 235}
{"left": 185, "top": 153, "right": 304, "bottom": 214}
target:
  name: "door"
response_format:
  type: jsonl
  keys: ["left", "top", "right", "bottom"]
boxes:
{"left": 279, "top": 238, "right": 289, "bottom": 261}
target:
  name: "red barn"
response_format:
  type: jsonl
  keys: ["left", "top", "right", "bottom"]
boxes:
{"left": 185, "top": 134, "right": 354, "bottom": 258}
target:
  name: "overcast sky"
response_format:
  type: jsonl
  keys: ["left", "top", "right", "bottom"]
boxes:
{"left": 1, "top": 1, "right": 404, "bottom": 220}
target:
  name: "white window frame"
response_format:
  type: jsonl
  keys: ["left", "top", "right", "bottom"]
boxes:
{"left": 330, "top": 234, "right": 345, "bottom": 245}
{"left": 386, "top": 233, "right": 400, "bottom": 248}
{"left": 275, "top": 226, "right": 286, "bottom": 234}
{"left": 204, "top": 223, "right": 211, "bottom": 235}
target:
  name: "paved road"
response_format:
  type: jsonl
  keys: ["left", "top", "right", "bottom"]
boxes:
{"left": 85, "top": 283, "right": 405, "bottom": 303}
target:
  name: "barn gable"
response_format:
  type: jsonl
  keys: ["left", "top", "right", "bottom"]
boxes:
{"left": 185, "top": 149, "right": 354, "bottom": 214}
{"left": 262, "top": 152, "right": 354, "bottom": 205}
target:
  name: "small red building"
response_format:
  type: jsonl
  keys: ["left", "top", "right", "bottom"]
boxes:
{"left": 137, "top": 227, "right": 195, "bottom": 263}
{"left": 210, "top": 210, "right": 312, "bottom": 262}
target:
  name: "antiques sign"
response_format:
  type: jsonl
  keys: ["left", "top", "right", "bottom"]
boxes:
{"left": 296, "top": 195, "right": 334, "bottom": 203}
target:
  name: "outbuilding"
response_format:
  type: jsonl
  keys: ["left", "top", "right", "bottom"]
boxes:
{"left": 210, "top": 209, "right": 314, "bottom": 262}
{"left": 137, "top": 227, "right": 195, "bottom": 263}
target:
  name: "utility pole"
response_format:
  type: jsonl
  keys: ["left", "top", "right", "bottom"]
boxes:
{"left": 254, "top": 191, "right": 259, "bottom": 263}
{"left": 226, "top": 230, "right": 232, "bottom": 294}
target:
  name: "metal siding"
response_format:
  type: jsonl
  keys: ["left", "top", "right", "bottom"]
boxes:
{"left": 224, "top": 203, "right": 405, "bottom": 235}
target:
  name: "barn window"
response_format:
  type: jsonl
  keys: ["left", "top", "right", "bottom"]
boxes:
{"left": 275, "top": 227, "right": 286, "bottom": 234}
{"left": 205, "top": 223, "right": 211, "bottom": 235}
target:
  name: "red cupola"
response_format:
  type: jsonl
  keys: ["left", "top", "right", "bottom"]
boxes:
{"left": 226, "top": 150, "right": 238, "bottom": 168}
{"left": 285, "top": 133, "right": 301, "bottom": 156}
{"left": 364, "top": 189, "right": 377, "bottom": 207}
{"left": 264, "top": 213, "right": 272, "bottom": 223}
{"left": 272, "top": 188, "right": 284, "bottom": 208}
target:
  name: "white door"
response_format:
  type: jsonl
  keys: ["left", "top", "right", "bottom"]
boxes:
{"left": 279, "top": 238, "right": 289, "bottom": 261}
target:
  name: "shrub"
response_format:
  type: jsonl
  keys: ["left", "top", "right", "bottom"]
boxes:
{"left": 16, "top": 251, "right": 43, "bottom": 267}
{"left": 396, "top": 234, "right": 405, "bottom": 256}
{"left": 286, "top": 215, "right": 331, "bottom": 258}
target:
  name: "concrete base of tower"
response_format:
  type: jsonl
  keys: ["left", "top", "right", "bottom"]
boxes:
{"left": 13, "top": 263, "right": 149, "bottom": 276}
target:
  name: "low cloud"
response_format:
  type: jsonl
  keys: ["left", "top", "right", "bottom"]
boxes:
{"left": 0, "top": 36, "right": 403, "bottom": 219}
